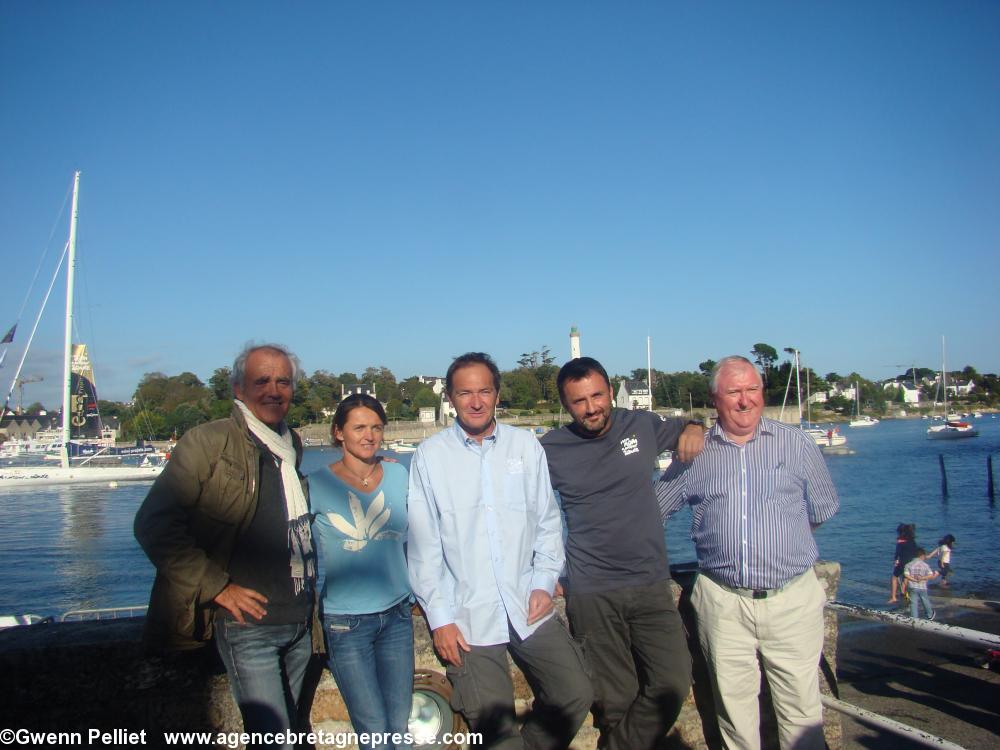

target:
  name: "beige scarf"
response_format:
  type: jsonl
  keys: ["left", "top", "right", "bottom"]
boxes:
{"left": 235, "top": 399, "right": 314, "bottom": 593}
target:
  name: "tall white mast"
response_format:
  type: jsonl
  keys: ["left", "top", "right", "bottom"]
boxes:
{"left": 61, "top": 171, "right": 81, "bottom": 469}
{"left": 941, "top": 335, "right": 948, "bottom": 415}
{"left": 646, "top": 336, "right": 653, "bottom": 409}
{"left": 794, "top": 349, "right": 802, "bottom": 423}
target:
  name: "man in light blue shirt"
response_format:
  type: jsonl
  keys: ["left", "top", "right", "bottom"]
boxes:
{"left": 408, "top": 352, "right": 592, "bottom": 750}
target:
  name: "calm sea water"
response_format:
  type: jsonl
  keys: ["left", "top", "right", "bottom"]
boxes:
{"left": 2, "top": 418, "right": 998, "bottom": 617}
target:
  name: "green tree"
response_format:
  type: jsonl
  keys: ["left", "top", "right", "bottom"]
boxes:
{"left": 385, "top": 398, "right": 404, "bottom": 420}
{"left": 97, "top": 399, "right": 126, "bottom": 419}
{"left": 363, "top": 366, "right": 399, "bottom": 403}
{"left": 698, "top": 360, "right": 716, "bottom": 377}
{"left": 122, "top": 409, "right": 169, "bottom": 440}
{"left": 412, "top": 388, "right": 440, "bottom": 413}
{"left": 167, "top": 403, "right": 208, "bottom": 437}
{"left": 501, "top": 369, "right": 540, "bottom": 409}
{"left": 209, "top": 367, "right": 233, "bottom": 400}
{"left": 751, "top": 343, "right": 779, "bottom": 385}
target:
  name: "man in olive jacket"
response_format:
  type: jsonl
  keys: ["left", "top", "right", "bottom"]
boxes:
{"left": 135, "top": 343, "right": 316, "bottom": 747}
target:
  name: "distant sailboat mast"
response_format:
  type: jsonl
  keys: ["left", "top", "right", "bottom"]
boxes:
{"left": 61, "top": 171, "right": 81, "bottom": 470}
{"left": 646, "top": 336, "right": 652, "bottom": 409}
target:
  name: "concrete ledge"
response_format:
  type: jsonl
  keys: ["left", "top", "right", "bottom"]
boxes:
{"left": 0, "top": 562, "right": 840, "bottom": 749}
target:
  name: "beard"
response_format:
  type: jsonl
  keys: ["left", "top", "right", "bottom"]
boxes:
{"left": 573, "top": 409, "right": 611, "bottom": 438}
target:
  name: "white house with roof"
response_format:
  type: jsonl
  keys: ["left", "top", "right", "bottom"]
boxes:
{"left": 341, "top": 383, "right": 377, "bottom": 400}
{"left": 440, "top": 391, "right": 457, "bottom": 423}
{"left": 417, "top": 375, "right": 446, "bottom": 396}
{"left": 829, "top": 383, "right": 856, "bottom": 402}
{"left": 882, "top": 381, "right": 921, "bottom": 404}
{"left": 948, "top": 380, "right": 975, "bottom": 397}
{"left": 616, "top": 380, "right": 652, "bottom": 411}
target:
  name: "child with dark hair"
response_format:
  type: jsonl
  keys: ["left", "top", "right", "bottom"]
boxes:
{"left": 889, "top": 523, "right": 918, "bottom": 604}
{"left": 904, "top": 548, "right": 939, "bottom": 619}
{"left": 927, "top": 534, "right": 956, "bottom": 587}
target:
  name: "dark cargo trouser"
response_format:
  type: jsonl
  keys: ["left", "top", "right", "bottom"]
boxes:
{"left": 446, "top": 616, "right": 593, "bottom": 749}
{"left": 566, "top": 580, "right": 692, "bottom": 750}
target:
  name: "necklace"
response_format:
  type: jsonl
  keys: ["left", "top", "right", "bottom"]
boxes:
{"left": 339, "top": 460, "right": 379, "bottom": 488}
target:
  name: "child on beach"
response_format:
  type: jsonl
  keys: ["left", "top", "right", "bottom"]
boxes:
{"left": 889, "top": 523, "right": 918, "bottom": 604}
{"left": 927, "top": 534, "right": 956, "bottom": 587}
{"left": 904, "top": 548, "right": 939, "bottom": 620}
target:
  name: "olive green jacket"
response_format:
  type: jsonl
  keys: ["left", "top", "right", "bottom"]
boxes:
{"left": 134, "top": 405, "right": 318, "bottom": 652}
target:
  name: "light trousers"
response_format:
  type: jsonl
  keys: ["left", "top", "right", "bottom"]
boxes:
{"left": 691, "top": 570, "right": 826, "bottom": 750}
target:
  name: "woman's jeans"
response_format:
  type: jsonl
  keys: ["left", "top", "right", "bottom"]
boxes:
{"left": 214, "top": 618, "right": 312, "bottom": 750}
{"left": 324, "top": 600, "right": 414, "bottom": 750}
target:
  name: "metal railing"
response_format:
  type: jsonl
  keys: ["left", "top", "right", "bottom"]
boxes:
{"left": 59, "top": 605, "right": 148, "bottom": 622}
{"left": 821, "top": 599, "right": 1000, "bottom": 749}
{"left": 827, "top": 600, "right": 1000, "bottom": 649}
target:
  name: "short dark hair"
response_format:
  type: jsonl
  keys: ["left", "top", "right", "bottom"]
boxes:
{"left": 915, "top": 547, "right": 927, "bottom": 557}
{"left": 557, "top": 357, "right": 611, "bottom": 400}
{"left": 330, "top": 393, "right": 387, "bottom": 447}
{"left": 446, "top": 352, "right": 501, "bottom": 394}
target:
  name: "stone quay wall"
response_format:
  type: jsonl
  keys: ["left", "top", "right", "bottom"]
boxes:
{"left": 0, "top": 562, "right": 840, "bottom": 749}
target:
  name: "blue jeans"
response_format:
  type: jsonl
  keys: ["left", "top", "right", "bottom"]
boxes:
{"left": 324, "top": 601, "right": 414, "bottom": 750}
{"left": 910, "top": 588, "right": 934, "bottom": 619}
{"left": 215, "top": 618, "right": 312, "bottom": 750}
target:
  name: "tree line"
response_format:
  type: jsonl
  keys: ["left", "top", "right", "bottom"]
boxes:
{"left": 48, "top": 342, "right": 1000, "bottom": 440}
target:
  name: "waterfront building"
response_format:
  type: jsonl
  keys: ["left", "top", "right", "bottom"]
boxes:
{"left": 615, "top": 380, "right": 652, "bottom": 411}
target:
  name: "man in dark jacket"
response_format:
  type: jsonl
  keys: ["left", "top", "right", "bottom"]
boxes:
{"left": 135, "top": 343, "right": 316, "bottom": 747}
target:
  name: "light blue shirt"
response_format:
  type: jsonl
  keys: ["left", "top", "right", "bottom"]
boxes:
{"left": 310, "top": 461, "right": 411, "bottom": 615}
{"left": 407, "top": 421, "right": 564, "bottom": 646}
{"left": 656, "top": 417, "right": 839, "bottom": 590}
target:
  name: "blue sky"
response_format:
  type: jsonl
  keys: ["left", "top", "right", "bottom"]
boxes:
{"left": 2, "top": 2, "right": 998, "bottom": 407}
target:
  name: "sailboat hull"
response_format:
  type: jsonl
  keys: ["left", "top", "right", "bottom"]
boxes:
{"left": 926, "top": 425, "right": 979, "bottom": 440}
{"left": 0, "top": 464, "right": 163, "bottom": 488}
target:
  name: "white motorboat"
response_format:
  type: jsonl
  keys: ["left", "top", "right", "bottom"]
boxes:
{"left": 805, "top": 427, "right": 847, "bottom": 448}
{"left": 386, "top": 441, "right": 418, "bottom": 454}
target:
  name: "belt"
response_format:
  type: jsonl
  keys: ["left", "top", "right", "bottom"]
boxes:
{"left": 702, "top": 572, "right": 796, "bottom": 600}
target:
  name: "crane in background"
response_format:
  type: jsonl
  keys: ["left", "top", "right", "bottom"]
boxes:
{"left": 14, "top": 375, "right": 43, "bottom": 414}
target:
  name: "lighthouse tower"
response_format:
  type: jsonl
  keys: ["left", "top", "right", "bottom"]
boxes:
{"left": 570, "top": 326, "right": 581, "bottom": 360}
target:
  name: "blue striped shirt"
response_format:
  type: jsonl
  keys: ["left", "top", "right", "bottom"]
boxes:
{"left": 656, "top": 417, "right": 838, "bottom": 590}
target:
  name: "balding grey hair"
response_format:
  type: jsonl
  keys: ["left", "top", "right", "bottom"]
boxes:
{"left": 230, "top": 342, "right": 303, "bottom": 393}
{"left": 709, "top": 355, "right": 762, "bottom": 395}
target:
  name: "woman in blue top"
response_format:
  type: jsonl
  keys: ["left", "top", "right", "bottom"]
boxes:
{"left": 310, "top": 394, "right": 412, "bottom": 750}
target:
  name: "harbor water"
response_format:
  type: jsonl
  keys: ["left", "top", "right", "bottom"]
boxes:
{"left": 1, "top": 417, "right": 998, "bottom": 618}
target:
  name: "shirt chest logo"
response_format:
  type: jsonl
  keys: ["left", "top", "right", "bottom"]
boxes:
{"left": 620, "top": 435, "right": 639, "bottom": 456}
{"left": 506, "top": 457, "right": 524, "bottom": 474}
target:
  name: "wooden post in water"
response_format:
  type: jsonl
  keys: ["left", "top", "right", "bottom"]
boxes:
{"left": 938, "top": 454, "right": 948, "bottom": 498}
{"left": 988, "top": 455, "right": 995, "bottom": 502}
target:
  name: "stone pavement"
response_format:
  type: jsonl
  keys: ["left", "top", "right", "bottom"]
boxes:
{"left": 835, "top": 596, "right": 1000, "bottom": 749}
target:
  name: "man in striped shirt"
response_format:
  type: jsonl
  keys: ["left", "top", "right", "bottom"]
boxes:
{"left": 656, "top": 355, "right": 838, "bottom": 750}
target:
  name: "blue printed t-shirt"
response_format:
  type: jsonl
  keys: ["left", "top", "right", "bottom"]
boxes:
{"left": 310, "top": 460, "right": 411, "bottom": 615}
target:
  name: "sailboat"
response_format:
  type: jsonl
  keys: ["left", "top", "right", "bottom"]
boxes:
{"left": 779, "top": 349, "right": 848, "bottom": 450}
{"left": 849, "top": 381, "right": 879, "bottom": 427}
{"left": 927, "top": 336, "right": 978, "bottom": 440}
{"left": 0, "top": 173, "right": 165, "bottom": 488}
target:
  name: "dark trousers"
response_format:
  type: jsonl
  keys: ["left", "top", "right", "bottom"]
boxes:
{"left": 446, "top": 616, "right": 593, "bottom": 749}
{"left": 566, "top": 580, "right": 692, "bottom": 750}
